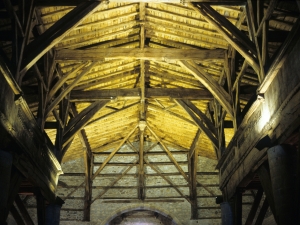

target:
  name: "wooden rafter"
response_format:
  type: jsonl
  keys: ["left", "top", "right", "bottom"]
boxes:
{"left": 183, "top": 100, "right": 217, "bottom": 136}
{"left": 245, "top": 189, "right": 263, "bottom": 225}
{"left": 45, "top": 62, "right": 97, "bottom": 117}
{"left": 190, "top": 3, "right": 260, "bottom": 75}
{"left": 48, "top": 63, "right": 88, "bottom": 101}
{"left": 178, "top": 60, "right": 234, "bottom": 118}
{"left": 20, "top": 1, "right": 103, "bottom": 76}
{"left": 63, "top": 100, "right": 109, "bottom": 146}
{"left": 175, "top": 99, "right": 218, "bottom": 149}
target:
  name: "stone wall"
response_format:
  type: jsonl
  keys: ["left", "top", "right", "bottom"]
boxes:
{"left": 8, "top": 142, "right": 224, "bottom": 225}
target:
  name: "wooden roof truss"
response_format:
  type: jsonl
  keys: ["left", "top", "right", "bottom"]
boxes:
{"left": 0, "top": 0, "right": 299, "bottom": 221}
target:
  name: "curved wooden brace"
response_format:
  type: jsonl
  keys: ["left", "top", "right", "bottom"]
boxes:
{"left": 179, "top": 60, "right": 234, "bottom": 118}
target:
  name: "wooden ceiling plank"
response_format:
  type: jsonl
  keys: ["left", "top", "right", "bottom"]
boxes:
{"left": 91, "top": 124, "right": 139, "bottom": 180}
{"left": 45, "top": 61, "right": 97, "bottom": 117}
{"left": 148, "top": 69, "right": 203, "bottom": 88}
{"left": 86, "top": 101, "right": 139, "bottom": 128}
{"left": 63, "top": 100, "right": 109, "bottom": 146}
{"left": 73, "top": 63, "right": 140, "bottom": 90}
{"left": 179, "top": 60, "right": 234, "bottom": 118}
{"left": 145, "top": 14, "right": 223, "bottom": 38}
{"left": 146, "top": 124, "right": 190, "bottom": 182}
{"left": 55, "top": 48, "right": 226, "bottom": 61}
{"left": 56, "top": 28, "right": 140, "bottom": 50}
{"left": 145, "top": 21, "right": 227, "bottom": 45}
{"left": 146, "top": 28, "right": 228, "bottom": 50}
{"left": 62, "top": 20, "right": 138, "bottom": 43}
{"left": 20, "top": 1, "right": 103, "bottom": 76}
{"left": 148, "top": 103, "right": 195, "bottom": 127}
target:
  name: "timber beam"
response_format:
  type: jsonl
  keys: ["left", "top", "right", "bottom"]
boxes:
{"left": 55, "top": 48, "right": 225, "bottom": 62}
{"left": 70, "top": 88, "right": 213, "bottom": 101}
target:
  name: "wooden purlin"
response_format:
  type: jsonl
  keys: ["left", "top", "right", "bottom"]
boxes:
{"left": 55, "top": 48, "right": 226, "bottom": 61}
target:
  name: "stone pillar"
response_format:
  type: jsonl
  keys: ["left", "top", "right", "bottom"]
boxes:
{"left": 0, "top": 150, "right": 13, "bottom": 225}
{"left": 267, "top": 145, "right": 298, "bottom": 225}
{"left": 45, "top": 197, "right": 64, "bottom": 225}
{"left": 220, "top": 202, "right": 233, "bottom": 225}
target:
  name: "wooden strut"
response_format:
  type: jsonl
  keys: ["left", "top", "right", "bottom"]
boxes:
{"left": 69, "top": 104, "right": 92, "bottom": 221}
{"left": 63, "top": 100, "right": 109, "bottom": 146}
{"left": 146, "top": 124, "right": 190, "bottom": 182}
{"left": 190, "top": 3, "right": 260, "bottom": 75}
{"left": 178, "top": 60, "right": 234, "bottom": 118}
{"left": 91, "top": 124, "right": 139, "bottom": 180}
{"left": 91, "top": 160, "right": 139, "bottom": 204}
{"left": 175, "top": 99, "right": 218, "bottom": 149}
{"left": 145, "top": 159, "right": 194, "bottom": 205}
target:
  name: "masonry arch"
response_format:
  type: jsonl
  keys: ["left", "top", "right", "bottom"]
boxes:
{"left": 101, "top": 204, "right": 181, "bottom": 225}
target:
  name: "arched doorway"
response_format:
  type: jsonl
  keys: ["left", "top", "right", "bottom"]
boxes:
{"left": 103, "top": 206, "right": 180, "bottom": 225}
{"left": 109, "top": 209, "right": 176, "bottom": 225}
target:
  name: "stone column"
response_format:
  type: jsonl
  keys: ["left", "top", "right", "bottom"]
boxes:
{"left": 0, "top": 150, "right": 13, "bottom": 225}
{"left": 220, "top": 202, "right": 233, "bottom": 225}
{"left": 267, "top": 145, "right": 298, "bottom": 225}
{"left": 45, "top": 197, "right": 65, "bottom": 225}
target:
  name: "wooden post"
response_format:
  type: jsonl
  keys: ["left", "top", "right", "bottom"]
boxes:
{"left": 35, "top": 188, "right": 46, "bottom": 225}
{"left": 256, "top": 163, "right": 278, "bottom": 223}
{"left": 0, "top": 150, "right": 13, "bottom": 224}
{"left": 138, "top": 121, "right": 146, "bottom": 200}
{"left": 15, "top": 195, "right": 34, "bottom": 225}
{"left": 233, "top": 189, "right": 243, "bottom": 225}
{"left": 245, "top": 189, "right": 263, "bottom": 225}
{"left": 189, "top": 130, "right": 200, "bottom": 219}
{"left": 10, "top": 205, "right": 26, "bottom": 225}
